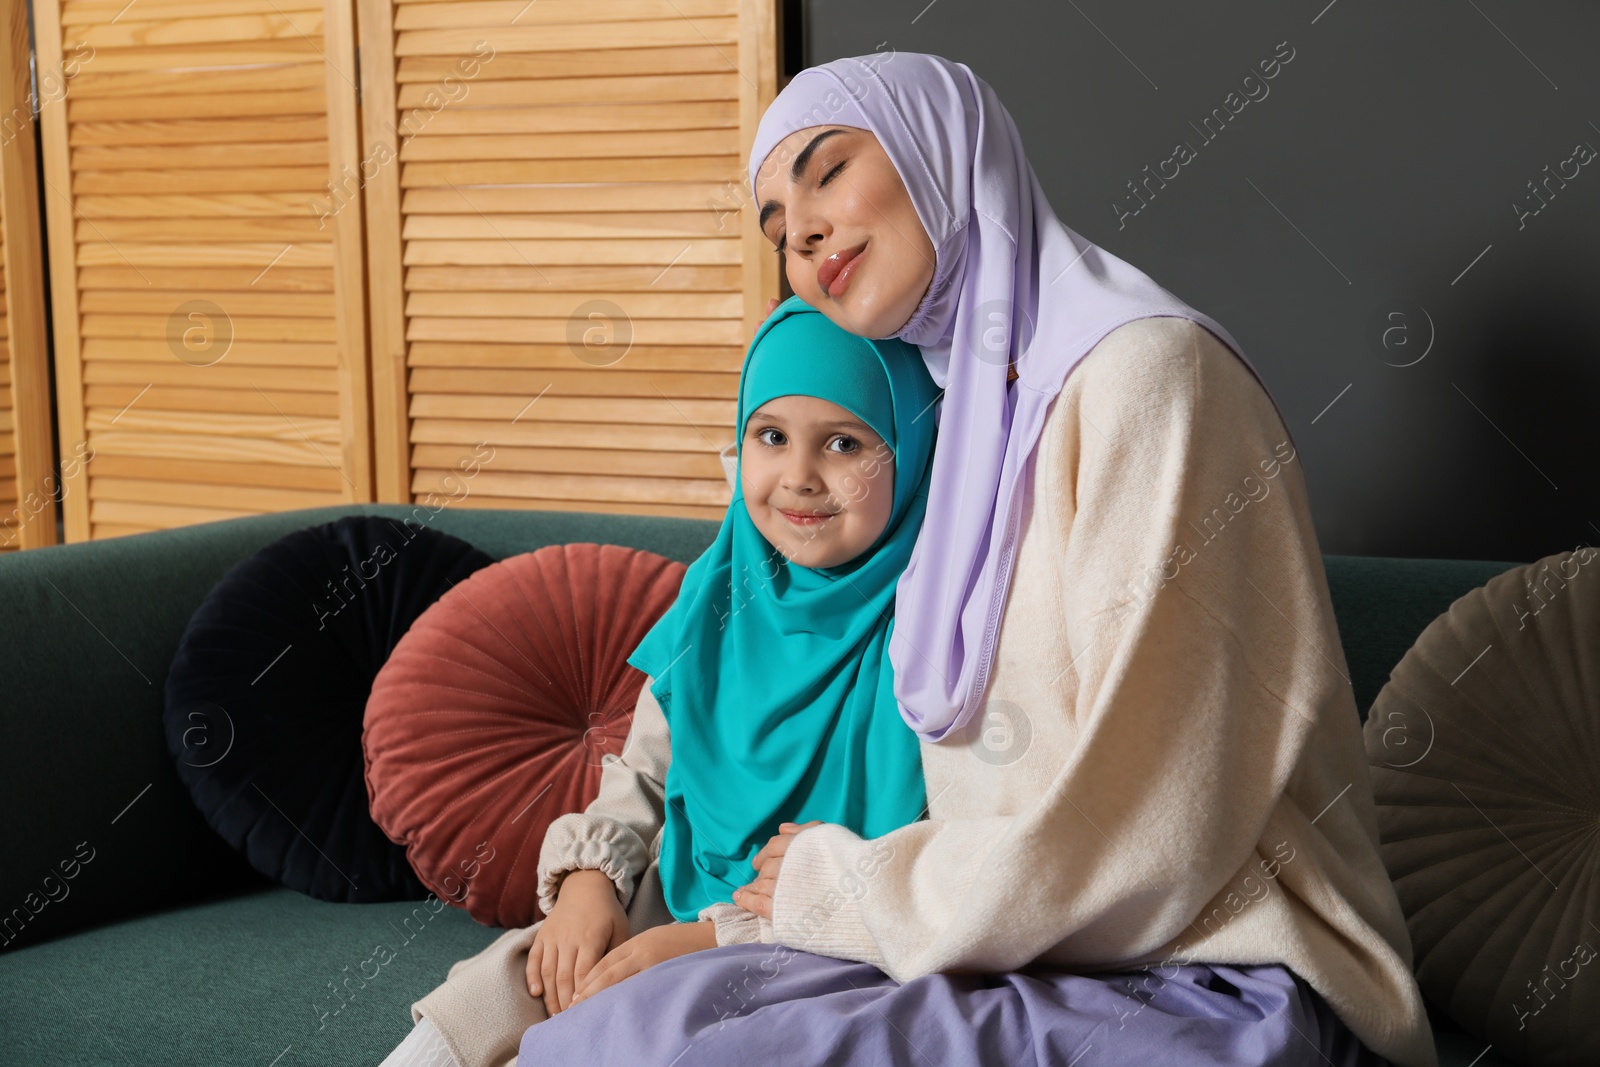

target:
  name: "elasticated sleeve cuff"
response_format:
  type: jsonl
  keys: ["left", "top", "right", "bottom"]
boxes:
{"left": 696, "top": 901, "right": 776, "bottom": 946}
{"left": 536, "top": 811, "right": 651, "bottom": 915}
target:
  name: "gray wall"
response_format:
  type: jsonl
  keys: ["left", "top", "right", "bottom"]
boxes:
{"left": 800, "top": 1, "right": 1599, "bottom": 563}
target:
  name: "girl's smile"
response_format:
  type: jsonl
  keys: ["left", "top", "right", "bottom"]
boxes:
{"left": 778, "top": 508, "right": 838, "bottom": 526}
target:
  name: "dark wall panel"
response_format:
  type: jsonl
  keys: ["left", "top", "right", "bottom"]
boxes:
{"left": 799, "top": 0, "right": 1598, "bottom": 561}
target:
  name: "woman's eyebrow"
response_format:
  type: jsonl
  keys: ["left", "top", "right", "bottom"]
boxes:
{"left": 758, "top": 128, "right": 850, "bottom": 233}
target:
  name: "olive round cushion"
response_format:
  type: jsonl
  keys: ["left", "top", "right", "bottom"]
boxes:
{"left": 164, "top": 515, "right": 495, "bottom": 903}
{"left": 363, "top": 543, "right": 687, "bottom": 927}
{"left": 1363, "top": 545, "right": 1600, "bottom": 1067}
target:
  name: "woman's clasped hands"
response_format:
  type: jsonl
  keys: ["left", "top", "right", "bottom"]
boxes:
{"left": 527, "top": 868, "right": 716, "bottom": 1016}
{"left": 733, "top": 820, "right": 823, "bottom": 920}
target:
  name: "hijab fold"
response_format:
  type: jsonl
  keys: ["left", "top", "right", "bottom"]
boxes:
{"left": 748, "top": 53, "right": 1286, "bottom": 741}
{"left": 627, "top": 296, "right": 939, "bottom": 923}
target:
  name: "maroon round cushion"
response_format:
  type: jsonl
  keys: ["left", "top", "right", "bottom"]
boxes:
{"left": 363, "top": 543, "right": 686, "bottom": 927}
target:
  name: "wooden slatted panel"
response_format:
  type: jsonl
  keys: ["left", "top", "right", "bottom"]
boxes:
{"left": 0, "top": 207, "right": 16, "bottom": 547}
{"left": 359, "top": 0, "right": 779, "bottom": 520}
{"left": 0, "top": 0, "right": 57, "bottom": 550}
{"left": 35, "top": 0, "right": 372, "bottom": 541}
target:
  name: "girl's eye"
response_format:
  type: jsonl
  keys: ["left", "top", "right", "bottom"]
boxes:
{"left": 755, "top": 427, "right": 785, "bottom": 447}
{"left": 828, "top": 435, "right": 860, "bottom": 455}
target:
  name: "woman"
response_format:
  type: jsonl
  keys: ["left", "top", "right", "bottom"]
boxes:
{"left": 395, "top": 51, "right": 1436, "bottom": 1067}
{"left": 515, "top": 52, "right": 1437, "bottom": 1067}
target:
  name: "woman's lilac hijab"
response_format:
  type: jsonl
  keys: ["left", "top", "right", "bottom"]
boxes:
{"left": 748, "top": 52, "right": 1278, "bottom": 742}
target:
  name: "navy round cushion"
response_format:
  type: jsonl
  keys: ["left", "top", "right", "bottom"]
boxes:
{"left": 164, "top": 515, "right": 495, "bottom": 903}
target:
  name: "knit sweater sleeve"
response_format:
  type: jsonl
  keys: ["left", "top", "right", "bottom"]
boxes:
{"left": 767, "top": 319, "right": 1339, "bottom": 982}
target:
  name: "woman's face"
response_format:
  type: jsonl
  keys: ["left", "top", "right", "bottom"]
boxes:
{"left": 754, "top": 126, "right": 936, "bottom": 340}
{"left": 740, "top": 394, "right": 895, "bottom": 570}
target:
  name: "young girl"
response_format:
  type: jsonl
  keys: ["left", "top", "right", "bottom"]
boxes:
{"left": 378, "top": 294, "right": 943, "bottom": 1067}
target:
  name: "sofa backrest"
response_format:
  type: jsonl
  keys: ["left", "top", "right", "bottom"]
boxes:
{"left": 0, "top": 503, "right": 1521, "bottom": 951}
{"left": 1322, "top": 554, "right": 1522, "bottom": 720}
{"left": 0, "top": 504, "right": 719, "bottom": 952}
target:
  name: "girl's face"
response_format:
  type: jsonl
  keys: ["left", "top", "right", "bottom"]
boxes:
{"left": 754, "top": 126, "right": 936, "bottom": 340}
{"left": 741, "top": 394, "right": 895, "bottom": 569}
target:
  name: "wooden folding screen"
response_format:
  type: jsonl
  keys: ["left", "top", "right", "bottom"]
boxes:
{"left": 358, "top": 0, "right": 781, "bottom": 520}
{"left": 0, "top": 0, "right": 56, "bottom": 551}
{"left": 34, "top": 0, "right": 373, "bottom": 541}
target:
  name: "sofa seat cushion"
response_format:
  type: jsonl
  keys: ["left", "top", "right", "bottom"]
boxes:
{"left": 0, "top": 885, "right": 500, "bottom": 1065}
{"left": 164, "top": 516, "right": 494, "bottom": 903}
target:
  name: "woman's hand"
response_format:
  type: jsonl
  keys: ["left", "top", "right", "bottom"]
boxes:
{"left": 527, "top": 869, "right": 630, "bottom": 1017}
{"left": 570, "top": 921, "right": 718, "bottom": 1005}
{"left": 732, "top": 820, "right": 823, "bottom": 919}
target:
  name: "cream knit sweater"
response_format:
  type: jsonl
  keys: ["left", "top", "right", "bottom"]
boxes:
{"left": 536, "top": 315, "right": 1436, "bottom": 1067}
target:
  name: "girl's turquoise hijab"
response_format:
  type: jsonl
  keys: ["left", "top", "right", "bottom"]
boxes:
{"left": 627, "top": 295, "right": 941, "bottom": 923}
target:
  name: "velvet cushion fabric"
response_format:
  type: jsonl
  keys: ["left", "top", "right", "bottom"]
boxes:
{"left": 164, "top": 516, "right": 494, "bottom": 903}
{"left": 363, "top": 543, "right": 686, "bottom": 928}
{"left": 1365, "top": 546, "right": 1600, "bottom": 1067}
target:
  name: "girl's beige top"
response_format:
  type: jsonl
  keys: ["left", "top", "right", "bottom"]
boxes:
{"left": 534, "top": 680, "right": 772, "bottom": 946}
{"left": 536, "top": 315, "right": 1437, "bottom": 1067}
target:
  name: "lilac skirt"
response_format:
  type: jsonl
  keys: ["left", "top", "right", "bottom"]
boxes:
{"left": 517, "top": 942, "right": 1389, "bottom": 1066}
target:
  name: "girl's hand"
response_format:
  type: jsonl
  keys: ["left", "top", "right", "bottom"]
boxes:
{"left": 570, "top": 921, "right": 718, "bottom": 1005}
{"left": 733, "top": 820, "right": 823, "bottom": 919}
{"left": 527, "top": 869, "right": 630, "bottom": 1017}
{"left": 765, "top": 296, "right": 780, "bottom": 318}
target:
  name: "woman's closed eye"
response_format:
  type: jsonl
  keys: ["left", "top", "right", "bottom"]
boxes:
{"left": 774, "top": 160, "right": 848, "bottom": 253}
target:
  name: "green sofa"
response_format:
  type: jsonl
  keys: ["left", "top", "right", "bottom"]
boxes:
{"left": 0, "top": 503, "right": 1522, "bottom": 1066}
